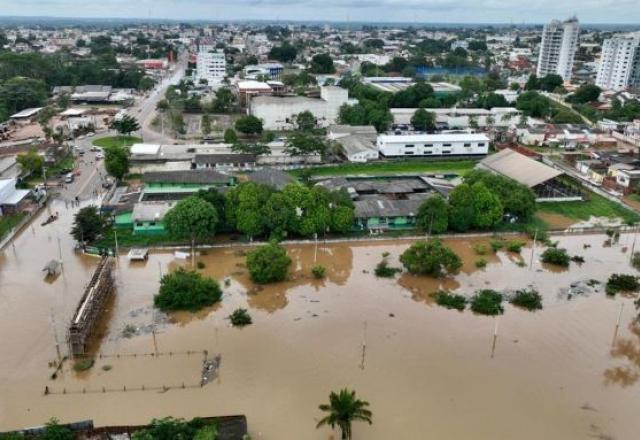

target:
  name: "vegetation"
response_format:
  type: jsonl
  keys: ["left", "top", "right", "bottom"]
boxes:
{"left": 540, "top": 247, "right": 570, "bottom": 267}
{"left": 104, "top": 145, "right": 130, "bottom": 180}
{"left": 110, "top": 114, "right": 140, "bottom": 138}
{"left": 473, "top": 243, "right": 488, "bottom": 255}
{"left": 71, "top": 206, "right": 105, "bottom": 243}
{"left": 229, "top": 308, "right": 252, "bottom": 327}
{"left": 506, "top": 239, "right": 525, "bottom": 253}
{"left": 631, "top": 252, "right": 640, "bottom": 270}
{"left": 309, "top": 53, "right": 335, "bottom": 74}
{"left": 400, "top": 239, "right": 462, "bottom": 278}
{"left": 432, "top": 291, "right": 467, "bottom": 311}
{"left": 374, "top": 258, "right": 401, "bottom": 278}
{"left": 316, "top": 389, "right": 372, "bottom": 440}
{"left": 0, "top": 213, "right": 26, "bottom": 242}
{"left": 246, "top": 242, "right": 291, "bottom": 284}
{"left": 416, "top": 195, "right": 448, "bottom": 234}
{"left": 448, "top": 182, "right": 503, "bottom": 232}
{"left": 410, "top": 108, "right": 436, "bottom": 131}
{"left": 606, "top": 274, "right": 640, "bottom": 296}
{"left": 92, "top": 135, "right": 142, "bottom": 149}
{"left": 154, "top": 268, "right": 222, "bottom": 312}
{"left": 131, "top": 417, "right": 217, "bottom": 440}
{"left": 164, "top": 196, "right": 218, "bottom": 243}
{"left": 235, "top": 115, "right": 263, "bottom": 135}
{"left": 536, "top": 192, "right": 640, "bottom": 224}
{"left": 475, "top": 258, "right": 487, "bottom": 268}
{"left": 16, "top": 149, "right": 44, "bottom": 177}
{"left": 312, "top": 265, "right": 326, "bottom": 279}
{"left": 73, "top": 358, "right": 95, "bottom": 372}
{"left": 470, "top": 289, "right": 504, "bottom": 315}
{"left": 509, "top": 288, "right": 543, "bottom": 311}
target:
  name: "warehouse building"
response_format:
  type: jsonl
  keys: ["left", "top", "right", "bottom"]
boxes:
{"left": 377, "top": 133, "right": 490, "bottom": 157}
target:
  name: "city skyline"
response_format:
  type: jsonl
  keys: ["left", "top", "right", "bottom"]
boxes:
{"left": 3, "top": 0, "right": 640, "bottom": 24}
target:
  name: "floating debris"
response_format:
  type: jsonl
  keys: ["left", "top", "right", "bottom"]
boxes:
{"left": 201, "top": 354, "right": 222, "bottom": 386}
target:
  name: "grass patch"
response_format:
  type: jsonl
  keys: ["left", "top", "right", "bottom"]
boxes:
{"left": 540, "top": 247, "right": 570, "bottom": 267}
{"left": 374, "top": 258, "right": 402, "bottom": 278}
{"left": 432, "top": 291, "right": 467, "bottom": 311}
{"left": 229, "top": 308, "right": 252, "bottom": 327}
{"left": 470, "top": 289, "right": 504, "bottom": 315}
{"left": 73, "top": 358, "right": 95, "bottom": 372}
{"left": 475, "top": 258, "right": 487, "bottom": 268}
{"left": 605, "top": 274, "right": 640, "bottom": 296}
{"left": 472, "top": 243, "right": 488, "bottom": 255}
{"left": 537, "top": 192, "right": 640, "bottom": 224}
{"left": 506, "top": 239, "right": 526, "bottom": 253}
{"left": 92, "top": 135, "right": 142, "bottom": 149}
{"left": 289, "top": 159, "right": 478, "bottom": 178}
{"left": 0, "top": 213, "right": 26, "bottom": 241}
{"left": 509, "top": 288, "right": 543, "bottom": 311}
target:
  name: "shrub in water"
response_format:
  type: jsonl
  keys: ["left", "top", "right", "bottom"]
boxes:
{"left": 312, "top": 265, "right": 326, "bottom": 279}
{"left": 473, "top": 243, "right": 488, "bottom": 255}
{"left": 470, "top": 289, "right": 504, "bottom": 315}
{"left": 606, "top": 274, "right": 640, "bottom": 296}
{"left": 229, "top": 308, "right": 252, "bottom": 327}
{"left": 246, "top": 242, "right": 291, "bottom": 284}
{"left": 400, "top": 239, "right": 462, "bottom": 278}
{"left": 196, "top": 261, "right": 206, "bottom": 269}
{"left": 475, "top": 258, "right": 487, "bottom": 268}
{"left": 489, "top": 238, "right": 505, "bottom": 252}
{"left": 432, "top": 291, "right": 467, "bottom": 311}
{"left": 73, "top": 358, "right": 95, "bottom": 372}
{"left": 540, "top": 247, "right": 570, "bottom": 267}
{"left": 154, "top": 268, "right": 222, "bottom": 312}
{"left": 506, "top": 239, "right": 525, "bottom": 253}
{"left": 374, "top": 259, "right": 401, "bottom": 278}
{"left": 632, "top": 252, "right": 640, "bottom": 270}
{"left": 509, "top": 288, "right": 543, "bottom": 311}
{"left": 571, "top": 255, "right": 585, "bottom": 263}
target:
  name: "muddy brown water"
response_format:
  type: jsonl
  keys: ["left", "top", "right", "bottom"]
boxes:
{"left": 1, "top": 201, "right": 640, "bottom": 439}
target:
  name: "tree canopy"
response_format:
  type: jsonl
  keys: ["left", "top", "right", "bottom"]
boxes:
{"left": 234, "top": 115, "right": 263, "bottom": 135}
{"left": 104, "top": 146, "right": 130, "bottom": 180}
{"left": 309, "top": 53, "right": 336, "bottom": 74}
{"left": 400, "top": 239, "right": 462, "bottom": 278}
{"left": 154, "top": 268, "right": 222, "bottom": 312}
{"left": 416, "top": 195, "right": 448, "bottom": 234}
{"left": 163, "top": 196, "right": 218, "bottom": 242}
{"left": 71, "top": 206, "right": 105, "bottom": 243}
{"left": 316, "top": 389, "right": 373, "bottom": 440}
{"left": 246, "top": 242, "right": 292, "bottom": 284}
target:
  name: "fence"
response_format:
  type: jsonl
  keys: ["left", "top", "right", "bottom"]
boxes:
{"left": 0, "top": 202, "right": 44, "bottom": 250}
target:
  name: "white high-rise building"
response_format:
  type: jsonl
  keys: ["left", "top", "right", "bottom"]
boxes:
{"left": 536, "top": 17, "right": 580, "bottom": 81}
{"left": 595, "top": 34, "right": 640, "bottom": 91}
{"left": 196, "top": 45, "right": 227, "bottom": 87}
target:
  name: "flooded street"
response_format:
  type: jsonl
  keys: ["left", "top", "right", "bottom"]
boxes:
{"left": 1, "top": 201, "right": 640, "bottom": 439}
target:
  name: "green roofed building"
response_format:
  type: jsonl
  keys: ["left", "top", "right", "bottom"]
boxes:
{"left": 141, "top": 169, "right": 235, "bottom": 202}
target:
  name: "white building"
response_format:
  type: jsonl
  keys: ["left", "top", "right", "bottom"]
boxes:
{"left": 536, "top": 17, "right": 579, "bottom": 81}
{"left": 390, "top": 107, "right": 522, "bottom": 129}
{"left": 595, "top": 34, "right": 640, "bottom": 91}
{"left": 196, "top": 47, "right": 226, "bottom": 87}
{"left": 377, "top": 133, "right": 490, "bottom": 158}
{"left": 249, "top": 86, "right": 350, "bottom": 130}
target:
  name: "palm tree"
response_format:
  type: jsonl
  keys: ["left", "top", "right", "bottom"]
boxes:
{"left": 316, "top": 389, "right": 372, "bottom": 440}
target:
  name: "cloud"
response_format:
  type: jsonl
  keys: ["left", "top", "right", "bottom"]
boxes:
{"left": 6, "top": 0, "right": 640, "bottom": 23}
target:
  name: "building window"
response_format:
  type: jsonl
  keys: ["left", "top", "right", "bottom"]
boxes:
{"left": 424, "top": 143, "right": 433, "bottom": 147}
{"left": 478, "top": 143, "right": 486, "bottom": 147}
{"left": 464, "top": 143, "right": 471, "bottom": 147}
{"left": 442, "top": 150, "right": 451, "bottom": 154}
{"left": 405, "top": 144, "right": 415, "bottom": 148}
{"left": 404, "top": 151, "right": 414, "bottom": 155}
{"left": 443, "top": 143, "right": 452, "bottom": 147}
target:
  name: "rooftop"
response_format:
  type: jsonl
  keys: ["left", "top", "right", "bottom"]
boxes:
{"left": 477, "top": 148, "right": 562, "bottom": 188}
{"left": 143, "top": 169, "right": 232, "bottom": 185}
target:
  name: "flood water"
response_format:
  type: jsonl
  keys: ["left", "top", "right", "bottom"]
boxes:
{"left": 1, "top": 200, "right": 640, "bottom": 439}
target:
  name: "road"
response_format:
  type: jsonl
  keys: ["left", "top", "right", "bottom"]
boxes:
{"left": 49, "top": 149, "right": 108, "bottom": 204}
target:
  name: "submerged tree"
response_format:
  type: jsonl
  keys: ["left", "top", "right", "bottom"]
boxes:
{"left": 400, "top": 239, "right": 462, "bottom": 278}
{"left": 71, "top": 206, "right": 105, "bottom": 243}
{"left": 316, "top": 388, "right": 373, "bottom": 440}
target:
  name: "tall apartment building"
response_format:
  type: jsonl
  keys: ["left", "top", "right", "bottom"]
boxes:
{"left": 595, "top": 34, "right": 640, "bottom": 91}
{"left": 196, "top": 44, "right": 227, "bottom": 87}
{"left": 536, "top": 17, "right": 579, "bottom": 81}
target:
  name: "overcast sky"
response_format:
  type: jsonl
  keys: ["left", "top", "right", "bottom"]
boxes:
{"left": 3, "top": 0, "right": 639, "bottom": 23}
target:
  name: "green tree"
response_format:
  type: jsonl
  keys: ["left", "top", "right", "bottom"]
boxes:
{"left": 225, "top": 182, "right": 272, "bottom": 238}
{"left": 410, "top": 108, "right": 436, "bottom": 131}
{"left": 537, "top": 74, "right": 563, "bottom": 92}
{"left": 163, "top": 196, "right": 218, "bottom": 243}
{"left": 331, "top": 205, "right": 354, "bottom": 233}
{"left": 104, "top": 146, "right": 130, "bottom": 180}
{"left": 111, "top": 114, "right": 140, "bottom": 138}
{"left": 269, "top": 42, "right": 298, "bottom": 63}
{"left": 309, "top": 53, "right": 336, "bottom": 74}
{"left": 416, "top": 195, "right": 449, "bottom": 233}
{"left": 400, "top": 239, "right": 462, "bottom": 278}
{"left": 338, "top": 103, "right": 368, "bottom": 126}
{"left": 16, "top": 148, "right": 44, "bottom": 177}
{"left": 316, "top": 389, "right": 373, "bottom": 440}
{"left": 0, "top": 76, "right": 48, "bottom": 114}
{"left": 42, "top": 418, "right": 74, "bottom": 440}
{"left": 223, "top": 127, "right": 238, "bottom": 143}
{"left": 569, "top": 84, "right": 602, "bottom": 104}
{"left": 295, "top": 110, "right": 316, "bottom": 131}
{"left": 154, "top": 268, "right": 222, "bottom": 312}
{"left": 201, "top": 113, "right": 212, "bottom": 136}
{"left": 196, "top": 188, "right": 227, "bottom": 228}
{"left": 448, "top": 183, "right": 475, "bottom": 232}
{"left": 264, "top": 192, "right": 295, "bottom": 238}
{"left": 212, "top": 87, "right": 235, "bottom": 113}
{"left": 234, "top": 115, "right": 263, "bottom": 135}
{"left": 284, "top": 133, "right": 326, "bottom": 158}
{"left": 246, "top": 242, "right": 292, "bottom": 284}
{"left": 470, "top": 182, "right": 503, "bottom": 229}
{"left": 71, "top": 206, "right": 105, "bottom": 243}
{"left": 138, "top": 76, "right": 156, "bottom": 91}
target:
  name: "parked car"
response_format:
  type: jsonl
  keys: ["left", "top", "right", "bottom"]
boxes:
{"left": 64, "top": 173, "right": 75, "bottom": 183}
{"left": 96, "top": 152, "right": 104, "bottom": 159}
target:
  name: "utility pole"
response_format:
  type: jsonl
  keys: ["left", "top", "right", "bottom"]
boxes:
{"left": 490, "top": 317, "right": 499, "bottom": 358}
{"left": 529, "top": 229, "right": 537, "bottom": 270}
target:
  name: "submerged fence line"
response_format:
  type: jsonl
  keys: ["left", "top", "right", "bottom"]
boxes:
{"left": 44, "top": 382, "right": 204, "bottom": 396}
{"left": 73, "top": 349, "right": 207, "bottom": 360}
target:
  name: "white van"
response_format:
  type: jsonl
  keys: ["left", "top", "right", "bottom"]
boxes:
{"left": 64, "top": 173, "right": 75, "bottom": 184}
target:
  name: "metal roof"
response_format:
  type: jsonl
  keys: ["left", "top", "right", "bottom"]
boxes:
{"left": 477, "top": 149, "right": 562, "bottom": 188}
{"left": 194, "top": 153, "right": 256, "bottom": 164}
{"left": 247, "top": 169, "right": 294, "bottom": 190}
{"left": 143, "top": 169, "right": 231, "bottom": 184}
{"left": 354, "top": 196, "right": 430, "bottom": 218}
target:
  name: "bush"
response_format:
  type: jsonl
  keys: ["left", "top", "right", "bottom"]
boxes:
{"left": 470, "top": 289, "right": 504, "bottom": 315}
{"left": 311, "top": 265, "right": 326, "bottom": 279}
{"left": 490, "top": 238, "right": 505, "bottom": 252}
{"left": 509, "top": 288, "right": 543, "bottom": 311}
{"left": 506, "top": 239, "right": 525, "bottom": 253}
{"left": 473, "top": 243, "right": 488, "bottom": 255}
{"left": 606, "top": 273, "right": 640, "bottom": 296}
{"left": 400, "top": 239, "right": 462, "bottom": 278}
{"left": 632, "top": 252, "right": 640, "bottom": 270}
{"left": 475, "top": 258, "right": 487, "bottom": 268}
{"left": 374, "top": 259, "right": 401, "bottom": 277}
{"left": 432, "top": 291, "right": 467, "bottom": 311}
{"left": 73, "top": 358, "right": 95, "bottom": 372}
{"left": 571, "top": 255, "right": 585, "bottom": 263}
{"left": 154, "top": 268, "right": 223, "bottom": 312}
{"left": 229, "top": 308, "right": 252, "bottom": 327}
{"left": 246, "top": 242, "right": 291, "bottom": 284}
{"left": 196, "top": 261, "right": 206, "bottom": 269}
{"left": 540, "top": 247, "right": 570, "bottom": 267}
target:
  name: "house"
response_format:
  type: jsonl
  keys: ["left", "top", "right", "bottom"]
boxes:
{"left": 10, "top": 107, "right": 43, "bottom": 124}
{"left": 193, "top": 153, "right": 257, "bottom": 171}
{"left": 477, "top": 148, "right": 582, "bottom": 202}
{"left": 130, "top": 201, "right": 174, "bottom": 234}
{"left": 235, "top": 80, "right": 273, "bottom": 106}
{"left": 615, "top": 169, "right": 640, "bottom": 192}
{"left": 575, "top": 159, "right": 608, "bottom": 185}
{"left": 328, "top": 125, "right": 379, "bottom": 163}
{"left": 246, "top": 169, "right": 294, "bottom": 190}
{"left": 0, "top": 178, "right": 31, "bottom": 216}
{"left": 141, "top": 169, "right": 235, "bottom": 201}
{"left": 249, "top": 86, "right": 349, "bottom": 130}
{"left": 377, "top": 133, "right": 490, "bottom": 157}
